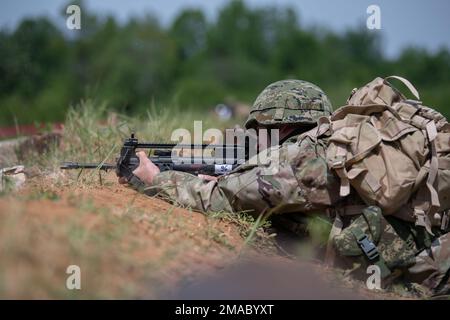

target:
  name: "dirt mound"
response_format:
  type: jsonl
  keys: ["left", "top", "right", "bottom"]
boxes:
{"left": 0, "top": 171, "right": 414, "bottom": 299}
{"left": 0, "top": 172, "right": 247, "bottom": 298}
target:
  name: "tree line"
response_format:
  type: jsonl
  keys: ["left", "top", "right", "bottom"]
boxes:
{"left": 0, "top": 0, "right": 449, "bottom": 125}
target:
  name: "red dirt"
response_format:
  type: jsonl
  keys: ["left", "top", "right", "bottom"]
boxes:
{"left": 0, "top": 172, "right": 249, "bottom": 298}
{"left": 0, "top": 171, "right": 415, "bottom": 299}
{"left": 0, "top": 123, "right": 63, "bottom": 139}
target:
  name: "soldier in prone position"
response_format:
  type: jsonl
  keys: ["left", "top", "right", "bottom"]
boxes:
{"left": 122, "top": 79, "right": 450, "bottom": 297}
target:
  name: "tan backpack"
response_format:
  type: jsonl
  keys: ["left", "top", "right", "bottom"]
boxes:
{"left": 322, "top": 76, "right": 450, "bottom": 235}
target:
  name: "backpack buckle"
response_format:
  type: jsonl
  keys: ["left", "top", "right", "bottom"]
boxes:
{"left": 332, "top": 158, "right": 345, "bottom": 169}
{"left": 356, "top": 234, "right": 379, "bottom": 261}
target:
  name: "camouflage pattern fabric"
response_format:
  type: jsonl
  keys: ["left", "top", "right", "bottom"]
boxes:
{"left": 244, "top": 80, "right": 333, "bottom": 129}
{"left": 407, "top": 232, "right": 450, "bottom": 295}
{"left": 139, "top": 76, "right": 450, "bottom": 296}
{"left": 334, "top": 206, "right": 416, "bottom": 273}
{"left": 142, "top": 123, "right": 450, "bottom": 296}
{"left": 146, "top": 135, "right": 340, "bottom": 216}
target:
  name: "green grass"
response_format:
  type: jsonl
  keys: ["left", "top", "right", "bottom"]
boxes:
{"left": 0, "top": 100, "right": 277, "bottom": 298}
{"left": 40, "top": 99, "right": 236, "bottom": 173}
{"left": 48, "top": 100, "right": 271, "bottom": 246}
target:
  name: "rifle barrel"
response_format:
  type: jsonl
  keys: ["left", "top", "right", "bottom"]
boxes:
{"left": 60, "top": 162, "right": 116, "bottom": 170}
{"left": 135, "top": 143, "right": 244, "bottom": 149}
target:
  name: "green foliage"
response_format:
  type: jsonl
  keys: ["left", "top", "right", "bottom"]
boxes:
{"left": 0, "top": 0, "right": 449, "bottom": 125}
{"left": 306, "top": 215, "right": 332, "bottom": 246}
{"left": 42, "top": 99, "right": 235, "bottom": 178}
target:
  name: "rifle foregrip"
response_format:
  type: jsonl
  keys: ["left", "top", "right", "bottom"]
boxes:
{"left": 169, "top": 163, "right": 236, "bottom": 175}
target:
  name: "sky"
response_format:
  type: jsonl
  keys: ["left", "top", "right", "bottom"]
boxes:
{"left": 1, "top": 0, "right": 449, "bottom": 58}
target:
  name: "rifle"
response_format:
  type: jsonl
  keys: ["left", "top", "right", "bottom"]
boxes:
{"left": 61, "top": 134, "right": 246, "bottom": 187}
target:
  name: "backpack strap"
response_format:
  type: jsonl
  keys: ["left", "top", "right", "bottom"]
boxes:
{"left": 442, "top": 210, "right": 450, "bottom": 231}
{"left": 351, "top": 227, "right": 391, "bottom": 278}
{"left": 412, "top": 121, "right": 441, "bottom": 236}
{"left": 327, "top": 205, "right": 392, "bottom": 278}
{"left": 330, "top": 144, "right": 351, "bottom": 197}
{"left": 385, "top": 75, "right": 421, "bottom": 101}
{"left": 325, "top": 204, "right": 370, "bottom": 266}
{"left": 426, "top": 121, "right": 440, "bottom": 221}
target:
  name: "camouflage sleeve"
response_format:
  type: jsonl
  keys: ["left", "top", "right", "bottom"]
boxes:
{"left": 148, "top": 170, "right": 235, "bottom": 213}
{"left": 407, "top": 232, "right": 450, "bottom": 295}
{"left": 148, "top": 137, "right": 340, "bottom": 216}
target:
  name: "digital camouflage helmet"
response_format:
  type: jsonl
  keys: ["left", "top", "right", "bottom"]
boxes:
{"left": 244, "top": 80, "right": 333, "bottom": 129}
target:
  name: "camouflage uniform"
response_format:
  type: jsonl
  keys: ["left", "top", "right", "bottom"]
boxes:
{"left": 139, "top": 80, "right": 450, "bottom": 296}
{"left": 147, "top": 135, "right": 340, "bottom": 215}
{"left": 146, "top": 79, "right": 335, "bottom": 215}
{"left": 408, "top": 232, "right": 450, "bottom": 295}
{"left": 146, "top": 137, "right": 450, "bottom": 295}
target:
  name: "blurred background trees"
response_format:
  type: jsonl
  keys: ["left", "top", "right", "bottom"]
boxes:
{"left": 0, "top": 0, "right": 449, "bottom": 125}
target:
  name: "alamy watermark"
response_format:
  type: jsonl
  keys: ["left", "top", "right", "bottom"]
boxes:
{"left": 366, "top": 5, "right": 381, "bottom": 30}
{"left": 169, "top": 121, "right": 281, "bottom": 170}
{"left": 66, "top": 4, "right": 81, "bottom": 30}
{"left": 66, "top": 264, "right": 81, "bottom": 290}
{"left": 366, "top": 265, "right": 381, "bottom": 290}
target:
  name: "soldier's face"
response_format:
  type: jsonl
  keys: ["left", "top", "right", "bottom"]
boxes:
{"left": 255, "top": 125, "right": 296, "bottom": 151}
{"left": 279, "top": 125, "right": 297, "bottom": 140}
